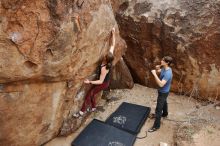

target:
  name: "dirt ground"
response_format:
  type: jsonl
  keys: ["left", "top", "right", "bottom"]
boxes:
{"left": 45, "top": 84, "right": 220, "bottom": 146}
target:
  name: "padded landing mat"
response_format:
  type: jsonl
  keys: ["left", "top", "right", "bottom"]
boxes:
{"left": 106, "top": 102, "right": 151, "bottom": 134}
{"left": 72, "top": 119, "right": 136, "bottom": 146}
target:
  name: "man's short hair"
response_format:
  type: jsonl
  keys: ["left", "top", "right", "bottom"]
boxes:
{"left": 163, "top": 56, "right": 173, "bottom": 66}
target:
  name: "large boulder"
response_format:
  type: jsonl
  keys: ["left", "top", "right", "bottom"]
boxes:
{"left": 0, "top": 0, "right": 125, "bottom": 145}
{"left": 112, "top": 0, "right": 220, "bottom": 100}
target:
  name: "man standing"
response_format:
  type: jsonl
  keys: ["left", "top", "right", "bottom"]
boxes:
{"left": 148, "top": 56, "right": 173, "bottom": 132}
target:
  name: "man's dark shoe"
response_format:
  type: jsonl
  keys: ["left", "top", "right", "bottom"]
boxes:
{"left": 148, "top": 127, "right": 159, "bottom": 133}
{"left": 150, "top": 113, "right": 168, "bottom": 119}
{"left": 162, "top": 114, "right": 168, "bottom": 118}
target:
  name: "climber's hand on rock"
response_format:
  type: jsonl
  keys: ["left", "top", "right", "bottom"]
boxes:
{"left": 112, "top": 27, "right": 115, "bottom": 34}
{"left": 84, "top": 79, "right": 90, "bottom": 84}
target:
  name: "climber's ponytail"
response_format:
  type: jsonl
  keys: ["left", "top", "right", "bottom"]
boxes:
{"left": 105, "top": 52, "right": 114, "bottom": 69}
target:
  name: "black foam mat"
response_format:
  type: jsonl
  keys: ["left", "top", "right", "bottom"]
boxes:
{"left": 105, "top": 102, "right": 151, "bottom": 134}
{"left": 72, "top": 119, "right": 136, "bottom": 146}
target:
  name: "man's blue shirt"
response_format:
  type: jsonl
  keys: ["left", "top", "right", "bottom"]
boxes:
{"left": 158, "top": 68, "right": 172, "bottom": 93}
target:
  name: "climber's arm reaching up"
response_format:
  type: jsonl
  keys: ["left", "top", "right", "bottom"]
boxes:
{"left": 109, "top": 27, "right": 116, "bottom": 54}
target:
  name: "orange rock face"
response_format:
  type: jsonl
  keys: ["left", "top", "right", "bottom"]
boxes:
{"left": 0, "top": 0, "right": 125, "bottom": 145}
{"left": 112, "top": 0, "right": 220, "bottom": 100}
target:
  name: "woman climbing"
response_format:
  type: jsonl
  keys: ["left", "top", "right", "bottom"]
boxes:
{"left": 74, "top": 27, "right": 116, "bottom": 118}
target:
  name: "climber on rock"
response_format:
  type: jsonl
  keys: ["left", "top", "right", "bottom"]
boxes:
{"left": 73, "top": 27, "right": 116, "bottom": 118}
{"left": 148, "top": 56, "right": 173, "bottom": 132}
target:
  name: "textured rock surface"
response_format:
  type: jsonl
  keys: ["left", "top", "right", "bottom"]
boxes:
{"left": 0, "top": 0, "right": 125, "bottom": 145}
{"left": 110, "top": 58, "right": 134, "bottom": 89}
{"left": 0, "top": 81, "right": 66, "bottom": 145}
{"left": 112, "top": 0, "right": 220, "bottom": 100}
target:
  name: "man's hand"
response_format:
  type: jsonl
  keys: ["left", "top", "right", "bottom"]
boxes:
{"left": 151, "top": 70, "right": 157, "bottom": 76}
{"left": 155, "top": 65, "right": 161, "bottom": 70}
{"left": 84, "top": 79, "right": 90, "bottom": 84}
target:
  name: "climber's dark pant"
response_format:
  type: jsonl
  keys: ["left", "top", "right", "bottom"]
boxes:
{"left": 153, "top": 91, "right": 169, "bottom": 129}
{"left": 81, "top": 81, "right": 109, "bottom": 112}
